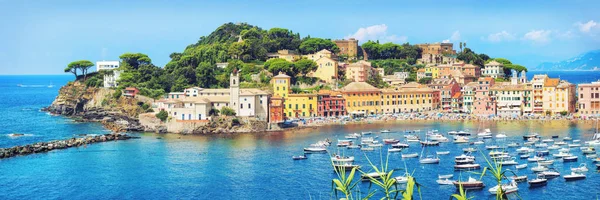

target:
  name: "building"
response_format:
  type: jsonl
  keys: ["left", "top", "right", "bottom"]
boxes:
{"left": 577, "top": 80, "right": 600, "bottom": 116}
{"left": 158, "top": 71, "right": 270, "bottom": 121}
{"left": 334, "top": 38, "right": 358, "bottom": 59}
{"left": 269, "top": 96, "right": 285, "bottom": 123}
{"left": 490, "top": 83, "right": 532, "bottom": 117}
{"left": 345, "top": 61, "right": 374, "bottom": 82}
{"left": 341, "top": 82, "right": 381, "bottom": 116}
{"left": 419, "top": 53, "right": 457, "bottom": 65}
{"left": 303, "top": 49, "right": 334, "bottom": 61}
{"left": 473, "top": 77, "right": 496, "bottom": 116}
{"left": 483, "top": 60, "right": 504, "bottom": 78}
{"left": 124, "top": 87, "right": 139, "bottom": 98}
{"left": 317, "top": 90, "right": 346, "bottom": 117}
{"left": 311, "top": 56, "right": 338, "bottom": 83}
{"left": 428, "top": 78, "right": 460, "bottom": 112}
{"left": 96, "top": 60, "right": 121, "bottom": 88}
{"left": 380, "top": 82, "right": 441, "bottom": 113}
{"left": 266, "top": 49, "right": 300, "bottom": 62}
{"left": 531, "top": 75, "right": 576, "bottom": 115}
{"left": 451, "top": 92, "right": 463, "bottom": 112}
{"left": 417, "top": 43, "right": 456, "bottom": 55}
{"left": 424, "top": 65, "right": 439, "bottom": 79}
{"left": 216, "top": 62, "right": 229, "bottom": 69}
{"left": 417, "top": 68, "right": 427, "bottom": 81}
{"left": 271, "top": 72, "right": 318, "bottom": 118}
{"left": 461, "top": 82, "right": 478, "bottom": 113}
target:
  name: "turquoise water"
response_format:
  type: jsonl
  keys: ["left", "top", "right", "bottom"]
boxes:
{"left": 1, "top": 75, "right": 600, "bottom": 199}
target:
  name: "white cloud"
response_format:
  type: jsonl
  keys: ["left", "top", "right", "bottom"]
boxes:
{"left": 575, "top": 20, "right": 598, "bottom": 33}
{"left": 443, "top": 31, "right": 460, "bottom": 43}
{"left": 522, "top": 30, "right": 552, "bottom": 44}
{"left": 346, "top": 24, "right": 407, "bottom": 43}
{"left": 484, "top": 31, "right": 516, "bottom": 42}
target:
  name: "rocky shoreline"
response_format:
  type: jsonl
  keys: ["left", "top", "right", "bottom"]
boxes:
{"left": 0, "top": 133, "right": 134, "bottom": 159}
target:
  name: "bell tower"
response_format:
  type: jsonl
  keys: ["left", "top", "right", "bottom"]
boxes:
{"left": 230, "top": 69, "right": 240, "bottom": 115}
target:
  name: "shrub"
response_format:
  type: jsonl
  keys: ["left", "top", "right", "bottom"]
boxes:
{"left": 231, "top": 118, "right": 240, "bottom": 125}
{"left": 221, "top": 107, "right": 236, "bottom": 116}
{"left": 141, "top": 103, "right": 150, "bottom": 111}
{"left": 560, "top": 111, "right": 568, "bottom": 116}
{"left": 113, "top": 90, "right": 122, "bottom": 99}
{"left": 155, "top": 110, "right": 168, "bottom": 122}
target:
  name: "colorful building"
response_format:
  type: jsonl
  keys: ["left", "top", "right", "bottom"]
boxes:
{"left": 483, "top": 60, "right": 504, "bottom": 78}
{"left": 417, "top": 68, "right": 427, "bottom": 81}
{"left": 317, "top": 90, "right": 346, "bottom": 117}
{"left": 381, "top": 82, "right": 441, "bottom": 113}
{"left": 490, "top": 83, "right": 532, "bottom": 117}
{"left": 451, "top": 92, "right": 463, "bottom": 112}
{"left": 266, "top": 49, "right": 300, "bottom": 62}
{"left": 425, "top": 65, "right": 440, "bottom": 79}
{"left": 461, "top": 82, "right": 478, "bottom": 113}
{"left": 531, "top": 74, "right": 576, "bottom": 115}
{"left": 428, "top": 78, "right": 460, "bottom": 112}
{"left": 312, "top": 56, "right": 338, "bottom": 83}
{"left": 333, "top": 38, "right": 359, "bottom": 59}
{"left": 473, "top": 77, "right": 496, "bottom": 116}
{"left": 271, "top": 72, "right": 318, "bottom": 118}
{"left": 416, "top": 43, "right": 456, "bottom": 55}
{"left": 269, "top": 96, "right": 285, "bottom": 123}
{"left": 577, "top": 80, "right": 600, "bottom": 116}
{"left": 341, "top": 82, "right": 381, "bottom": 116}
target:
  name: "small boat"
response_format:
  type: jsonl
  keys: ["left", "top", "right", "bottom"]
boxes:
{"left": 563, "top": 155, "right": 578, "bottom": 162}
{"left": 454, "top": 163, "right": 481, "bottom": 170}
{"left": 516, "top": 164, "right": 528, "bottom": 169}
{"left": 337, "top": 140, "right": 353, "bottom": 147}
{"left": 361, "top": 147, "right": 375, "bottom": 151}
{"left": 331, "top": 155, "right": 355, "bottom": 162}
{"left": 453, "top": 136, "right": 469, "bottom": 143}
{"left": 380, "top": 129, "right": 391, "bottom": 133}
{"left": 531, "top": 165, "right": 548, "bottom": 172}
{"left": 553, "top": 152, "right": 572, "bottom": 158}
{"left": 538, "top": 160, "right": 554, "bottom": 166}
{"left": 534, "top": 143, "right": 548, "bottom": 148}
{"left": 453, "top": 177, "right": 485, "bottom": 190}
{"left": 528, "top": 156, "right": 546, "bottom": 162}
{"left": 586, "top": 154, "right": 598, "bottom": 159}
{"left": 559, "top": 148, "right": 571, "bottom": 153}
{"left": 581, "top": 147, "right": 596, "bottom": 154}
{"left": 333, "top": 163, "right": 360, "bottom": 171}
{"left": 507, "top": 142, "right": 519, "bottom": 147}
{"left": 547, "top": 145, "right": 560, "bottom": 150}
{"left": 499, "top": 157, "right": 518, "bottom": 166}
{"left": 523, "top": 133, "right": 539, "bottom": 140}
{"left": 485, "top": 145, "right": 500, "bottom": 150}
{"left": 388, "top": 148, "right": 402, "bottom": 153}
{"left": 429, "top": 134, "right": 449, "bottom": 142}
{"left": 419, "top": 156, "right": 440, "bottom": 164}
{"left": 563, "top": 136, "right": 572, "bottom": 141}
{"left": 568, "top": 143, "right": 582, "bottom": 148}
{"left": 488, "top": 180, "right": 518, "bottom": 195}
{"left": 420, "top": 140, "right": 440, "bottom": 146}
{"left": 437, "top": 175, "right": 454, "bottom": 185}
{"left": 555, "top": 141, "right": 567, "bottom": 146}
{"left": 542, "top": 139, "right": 554, "bottom": 143}
{"left": 292, "top": 155, "right": 307, "bottom": 160}
{"left": 571, "top": 163, "right": 589, "bottom": 173}
{"left": 347, "top": 145, "right": 361, "bottom": 149}
{"left": 392, "top": 143, "right": 409, "bottom": 149}
{"left": 436, "top": 151, "right": 450, "bottom": 155}
{"left": 564, "top": 172, "right": 586, "bottom": 181}
{"left": 472, "top": 140, "right": 485, "bottom": 145}
{"left": 361, "top": 131, "right": 373, "bottom": 135}
{"left": 573, "top": 139, "right": 581, "bottom": 143}
{"left": 520, "top": 154, "right": 530, "bottom": 159}
{"left": 536, "top": 150, "right": 549, "bottom": 156}
{"left": 539, "top": 169, "right": 560, "bottom": 178}
{"left": 517, "top": 147, "right": 534, "bottom": 154}
{"left": 439, "top": 174, "right": 454, "bottom": 179}
{"left": 402, "top": 153, "right": 419, "bottom": 158}
{"left": 383, "top": 139, "right": 400, "bottom": 144}
{"left": 361, "top": 172, "right": 383, "bottom": 181}
{"left": 394, "top": 175, "right": 409, "bottom": 184}
{"left": 345, "top": 133, "right": 359, "bottom": 139}
{"left": 512, "top": 175, "right": 528, "bottom": 182}
{"left": 304, "top": 147, "right": 327, "bottom": 153}
{"left": 463, "top": 147, "right": 476, "bottom": 153}
{"left": 495, "top": 134, "right": 507, "bottom": 139}
{"left": 369, "top": 143, "right": 383, "bottom": 147}
{"left": 528, "top": 174, "right": 547, "bottom": 187}
{"left": 552, "top": 135, "right": 559, "bottom": 139}
{"left": 448, "top": 131, "right": 458, "bottom": 135}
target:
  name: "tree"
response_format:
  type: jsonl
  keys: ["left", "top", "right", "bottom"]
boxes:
{"left": 293, "top": 58, "right": 318, "bottom": 76}
{"left": 228, "top": 41, "right": 249, "bottom": 60}
{"left": 119, "top": 53, "right": 152, "bottom": 69}
{"left": 113, "top": 89, "right": 122, "bottom": 99}
{"left": 221, "top": 107, "right": 236, "bottom": 116}
{"left": 265, "top": 58, "right": 293, "bottom": 75}
{"left": 155, "top": 110, "right": 168, "bottom": 122}
{"left": 67, "top": 60, "right": 94, "bottom": 81}
{"left": 299, "top": 38, "right": 339, "bottom": 54}
{"left": 209, "top": 108, "right": 220, "bottom": 116}
{"left": 367, "top": 74, "right": 388, "bottom": 88}
{"left": 64, "top": 65, "right": 78, "bottom": 79}
{"left": 418, "top": 77, "right": 432, "bottom": 84}
{"left": 195, "top": 62, "right": 217, "bottom": 88}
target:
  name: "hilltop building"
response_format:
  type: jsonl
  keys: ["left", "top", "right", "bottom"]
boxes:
{"left": 416, "top": 43, "right": 456, "bottom": 55}
{"left": 96, "top": 60, "right": 121, "bottom": 88}
{"left": 266, "top": 49, "right": 300, "bottom": 62}
{"left": 483, "top": 61, "right": 504, "bottom": 78}
{"left": 334, "top": 38, "right": 358, "bottom": 59}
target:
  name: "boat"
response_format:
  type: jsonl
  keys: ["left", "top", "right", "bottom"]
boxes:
{"left": 419, "top": 156, "right": 440, "bottom": 164}
{"left": 429, "top": 134, "right": 449, "bottom": 142}
{"left": 369, "top": 143, "right": 383, "bottom": 147}
{"left": 392, "top": 143, "right": 409, "bottom": 149}
{"left": 337, "top": 140, "right": 353, "bottom": 147}
{"left": 361, "top": 147, "right": 374, "bottom": 151}
{"left": 488, "top": 180, "right": 518, "bottom": 195}
{"left": 531, "top": 165, "right": 548, "bottom": 172}
{"left": 485, "top": 145, "right": 500, "bottom": 150}
{"left": 586, "top": 154, "right": 598, "bottom": 159}
{"left": 523, "top": 133, "right": 539, "bottom": 140}
{"left": 292, "top": 155, "right": 307, "bottom": 160}
{"left": 304, "top": 147, "right": 327, "bottom": 153}
{"left": 448, "top": 131, "right": 458, "bottom": 135}
{"left": 401, "top": 153, "right": 419, "bottom": 158}
{"left": 453, "top": 136, "right": 469, "bottom": 143}
{"left": 568, "top": 143, "right": 582, "bottom": 148}
{"left": 563, "top": 136, "right": 572, "bottom": 141}
{"left": 394, "top": 175, "right": 409, "bottom": 184}
{"left": 536, "top": 150, "right": 549, "bottom": 156}
{"left": 388, "top": 148, "right": 402, "bottom": 153}
{"left": 512, "top": 175, "right": 528, "bottom": 182}
{"left": 520, "top": 154, "right": 530, "bottom": 159}
{"left": 383, "top": 139, "right": 400, "bottom": 144}
{"left": 380, "top": 129, "right": 391, "bottom": 133}
{"left": 463, "top": 147, "right": 476, "bottom": 153}
{"left": 495, "top": 134, "right": 507, "bottom": 139}
{"left": 331, "top": 155, "right": 355, "bottom": 162}
{"left": 347, "top": 145, "right": 361, "bottom": 149}
{"left": 581, "top": 147, "right": 596, "bottom": 154}
{"left": 404, "top": 135, "right": 419, "bottom": 141}
{"left": 552, "top": 135, "right": 559, "bottom": 138}
{"left": 361, "top": 131, "right": 373, "bottom": 135}
{"left": 454, "top": 163, "right": 481, "bottom": 170}
{"left": 516, "top": 164, "right": 528, "bottom": 169}
{"left": 547, "top": 145, "right": 560, "bottom": 150}
{"left": 539, "top": 169, "right": 560, "bottom": 178}
{"left": 507, "top": 142, "right": 519, "bottom": 147}
{"left": 516, "top": 147, "right": 534, "bottom": 154}
{"left": 499, "top": 157, "right": 519, "bottom": 166}
{"left": 542, "top": 139, "right": 554, "bottom": 143}
{"left": 538, "top": 160, "right": 554, "bottom": 166}
{"left": 436, "top": 174, "right": 454, "bottom": 185}
{"left": 472, "top": 140, "right": 484, "bottom": 145}
{"left": 527, "top": 156, "right": 546, "bottom": 162}
{"left": 563, "top": 155, "right": 578, "bottom": 162}
{"left": 361, "top": 172, "right": 383, "bottom": 181}
{"left": 345, "top": 133, "right": 361, "bottom": 139}
{"left": 457, "top": 131, "right": 471, "bottom": 136}
{"left": 528, "top": 174, "right": 548, "bottom": 187}
{"left": 571, "top": 163, "right": 589, "bottom": 173}
{"left": 333, "top": 163, "right": 360, "bottom": 171}
{"left": 555, "top": 141, "right": 567, "bottom": 146}
{"left": 420, "top": 140, "right": 440, "bottom": 146}
{"left": 564, "top": 172, "right": 586, "bottom": 181}
{"left": 559, "top": 148, "right": 571, "bottom": 153}
{"left": 553, "top": 152, "right": 572, "bottom": 158}
{"left": 534, "top": 143, "right": 548, "bottom": 148}
{"left": 453, "top": 177, "right": 485, "bottom": 190}
{"left": 439, "top": 174, "right": 454, "bottom": 179}
{"left": 436, "top": 151, "right": 450, "bottom": 155}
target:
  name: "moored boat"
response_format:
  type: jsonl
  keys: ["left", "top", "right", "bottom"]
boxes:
{"left": 528, "top": 174, "right": 547, "bottom": 187}
{"left": 571, "top": 163, "right": 588, "bottom": 173}
{"left": 564, "top": 172, "right": 586, "bottom": 181}
{"left": 563, "top": 155, "right": 578, "bottom": 162}
{"left": 516, "top": 164, "right": 528, "bottom": 169}
{"left": 453, "top": 177, "right": 485, "bottom": 190}
{"left": 304, "top": 147, "right": 327, "bottom": 153}
{"left": 454, "top": 163, "right": 481, "bottom": 170}
{"left": 292, "top": 155, "right": 307, "bottom": 160}
{"left": 512, "top": 175, "right": 528, "bottom": 182}
{"left": 488, "top": 180, "right": 518, "bottom": 195}
{"left": 436, "top": 151, "right": 450, "bottom": 155}
{"left": 401, "top": 153, "right": 419, "bottom": 158}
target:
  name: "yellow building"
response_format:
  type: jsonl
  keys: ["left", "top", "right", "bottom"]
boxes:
{"left": 381, "top": 82, "right": 440, "bottom": 113}
{"left": 341, "top": 82, "right": 382, "bottom": 116}
{"left": 312, "top": 57, "right": 338, "bottom": 83}
{"left": 271, "top": 72, "right": 318, "bottom": 118}
{"left": 425, "top": 66, "right": 440, "bottom": 78}
{"left": 266, "top": 49, "right": 300, "bottom": 62}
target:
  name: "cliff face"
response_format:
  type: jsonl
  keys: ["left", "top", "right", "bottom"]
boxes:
{"left": 44, "top": 81, "right": 146, "bottom": 132}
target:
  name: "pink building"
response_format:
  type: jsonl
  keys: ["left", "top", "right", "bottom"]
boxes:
{"left": 428, "top": 78, "right": 460, "bottom": 112}
{"left": 577, "top": 80, "right": 600, "bottom": 116}
{"left": 473, "top": 77, "right": 496, "bottom": 116}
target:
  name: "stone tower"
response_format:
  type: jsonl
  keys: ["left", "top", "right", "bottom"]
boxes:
{"left": 520, "top": 71, "right": 527, "bottom": 83}
{"left": 511, "top": 69, "right": 518, "bottom": 85}
{"left": 230, "top": 69, "right": 240, "bottom": 115}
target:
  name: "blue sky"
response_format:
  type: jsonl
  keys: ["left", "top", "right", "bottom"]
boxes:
{"left": 1, "top": 0, "right": 600, "bottom": 74}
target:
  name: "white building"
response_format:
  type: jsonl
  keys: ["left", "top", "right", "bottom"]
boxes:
{"left": 96, "top": 60, "right": 121, "bottom": 88}
{"left": 483, "top": 60, "right": 504, "bottom": 78}
{"left": 156, "top": 71, "right": 270, "bottom": 121}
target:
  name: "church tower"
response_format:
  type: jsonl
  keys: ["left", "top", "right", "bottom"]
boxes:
{"left": 230, "top": 69, "right": 240, "bottom": 115}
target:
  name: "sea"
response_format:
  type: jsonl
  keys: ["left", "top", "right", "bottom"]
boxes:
{"left": 0, "top": 72, "right": 600, "bottom": 200}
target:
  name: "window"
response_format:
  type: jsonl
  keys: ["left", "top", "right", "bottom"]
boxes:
{"left": 241, "top": 104, "right": 243, "bottom": 109}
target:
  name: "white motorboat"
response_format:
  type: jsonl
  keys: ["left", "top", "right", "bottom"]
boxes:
{"left": 564, "top": 172, "right": 586, "bottom": 181}
{"left": 452, "top": 176, "right": 485, "bottom": 190}
{"left": 559, "top": 148, "right": 571, "bottom": 153}
{"left": 448, "top": 131, "right": 458, "bottom": 135}
{"left": 495, "top": 134, "right": 507, "bottom": 139}
{"left": 568, "top": 143, "right": 582, "bottom": 148}
{"left": 380, "top": 129, "right": 391, "bottom": 133}
{"left": 383, "top": 138, "right": 400, "bottom": 144}
{"left": 581, "top": 147, "right": 596, "bottom": 154}
{"left": 547, "top": 145, "right": 560, "bottom": 150}
{"left": 420, "top": 140, "right": 440, "bottom": 146}
{"left": 477, "top": 132, "right": 492, "bottom": 138}
{"left": 523, "top": 133, "right": 539, "bottom": 140}
{"left": 394, "top": 175, "right": 409, "bottom": 184}
{"left": 304, "top": 147, "right": 327, "bottom": 153}
{"left": 499, "top": 157, "right": 518, "bottom": 165}
{"left": 512, "top": 175, "right": 528, "bottom": 182}
{"left": 531, "top": 165, "right": 548, "bottom": 172}
{"left": 388, "top": 148, "right": 402, "bottom": 153}
{"left": 527, "top": 156, "right": 546, "bottom": 162}
{"left": 538, "top": 160, "right": 554, "bottom": 166}
{"left": 563, "top": 155, "right": 578, "bottom": 162}
{"left": 516, "top": 164, "right": 528, "bottom": 169}
{"left": 485, "top": 145, "right": 500, "bottom": 150}
{"left": 454, "top": 136, "right": 469, "bottom": 143}
{"left": 586, "top": 154, "right": 598, "bottom": 159}
{"left": 457, "top": 131, "right": 471, "bottom": 136}
{"left": 539, "top": 170, "right": 560, "bottom": 178}
{"left": 507, "top": 142, "right": 519, "bottom": 147}
{"left": 331, "top": 155, "right": 355, "bottom": 162}
{"left": 345, "top": 133, "right": 361, "bottom": 139}
{"left": 361, "top": 172, "right": 383, "bottom": 181}
{"left": 520, "top": 154, "right": 530, "bottom": 159}
{"left": 528, "top": 174, "right": 547, "bottom": 187}
{"left": 419, "top": 156, "right": 440, "bottom": 164}
{"left": 463, "top": 147, "right": 476, "bottom": 153}
{"left": 489, "top": 151, "right": 508, "bottom": 157}
{"left": 361, "top": 147, "right": 374, "bottom": 151}
{"left": 473, "top": 140, "right": 485, "bottom": 145}
{"left": 436, "top": 175, "right": 454, "bottom": 185}
{"left": 488, "top": 180, "right": 518, "bottom": 195}
{"left": 392, "top": 143, "right": 409, "bottom": 149}
{"left": 347, "top": 145, "right": 360, "bottom": 149}
{"left": 454, "top": 163, "right": 481, "bottom": 170}
{"left": 563, "top": 136, "right": 572, "bottom": 141}
{"left": 337, "top": 140, "right": 353, "bottom": 147}
{"left": 361, "top": 131, "right": 373, "bottom": 135}
{"left": 517, "top": 147, "right": 534, "bottom": 154}
{"left": 333, "top": 163, "right": 361, "bottom": 171}
{"left": 429, "top": 134, "right": 449, "bottom": 142}
{"left": 555, "top": 141, "right": 568, "bottom": 146}
{"left": 534, "top": 143, "right": 548, "bottom": 148}
{"left": 541, "top": 139, "right": 554, "bottom": 143}
{"left": 553, "top": 152, "right": 572, "bottom": 158}
{"left": 402, "top": 153, "right": 419, "bottom": 158}
{"left": 455, "top": 154, "right": 475, "bottom": 161}
{"left": 571, "top": 163, "right": 589, "bottom": 173}
{"left": 439, "top": 174, "right": 454, "bottom": 179}
{"left": 436, "top": 151, "right": 450, "bottom": 155}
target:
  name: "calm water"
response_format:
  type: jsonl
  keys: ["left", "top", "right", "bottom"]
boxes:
{"left": 1, "top": 74, "right": 600, "bottom": 200}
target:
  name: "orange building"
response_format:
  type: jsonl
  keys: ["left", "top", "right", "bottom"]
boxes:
{"left": 269, "top": 96, "right": 285, "bottom": 123}
{"left": 341, "top": 82, "right": 382, "bottom": 116}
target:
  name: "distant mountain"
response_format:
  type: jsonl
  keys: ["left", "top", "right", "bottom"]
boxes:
{"left": 535, "top": 50, "right": 600, "bottom": 71}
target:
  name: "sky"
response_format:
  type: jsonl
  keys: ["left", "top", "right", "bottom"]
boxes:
{"left": 1, "top": 0, "right": 600, "bottom": 74}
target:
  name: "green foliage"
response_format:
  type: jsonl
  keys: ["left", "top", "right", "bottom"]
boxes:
{"left": 418, "top": 77, "right": 432, "bottom": 84}
{"left": 155, "top": 110, "right": 168, "bottom": 122}
{"left": 367, "top": 74, "right": 388, "bottom": 88}
{"left": 457, "top": 48, "right": 484, "bottom": 67}
{"left": 221, "top": 107, "right": 236, "bottom": 116}
{"left": 361, "top": 41, "right": 422, "bottom": 64}
{"left": 141, "top": 103, "right": 151, "bottom": 111}
{"left": 231, "top": 118, "right": 240, "bottom": 125}
{"left": 66, "top": 60, "right": 94, "bottom": 80}
{"left": 119, "top": 53, "right": 151, "bottom": 70}
{"left": 112, "top": 89, "right": 122, "bottom": 100}
{"left": 196, "top": 62, "right": 218, "bottom": 88}
{"left": 265, "top": 58, "right": 294, "bottom": 75}
{"left": 84, "top": 74, "right": 103, "bottom": 87}
{"left": 295, "top": 76, "right": 318, "bottom": 85}
{"left": 293, "top": 58, "right": 318, "bottom": 76}
{"left": 299, "top": 38, "right": 339, "bottom": 54}
{"left": 209, "top": 108, "right": 220, "bottom": 116}
{"left": 560, "top": 111, "right": 568, "bottom": 116}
